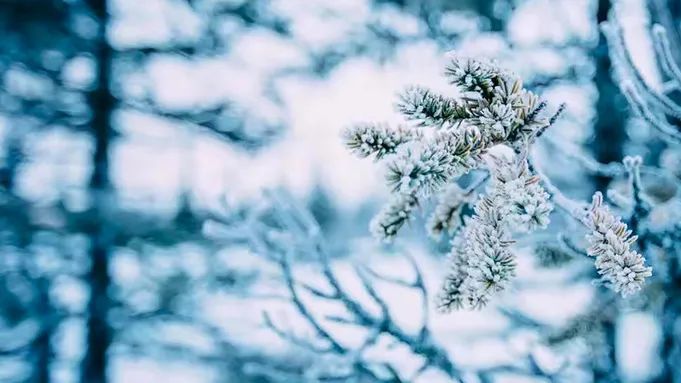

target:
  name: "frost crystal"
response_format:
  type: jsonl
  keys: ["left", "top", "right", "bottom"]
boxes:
{"left": 475, "top": 102, "right": 518, "bottom": 139}
{"left": 396, "top": 86, "right": 470, "bottom": 128}
{"left": 444, "top": 57, "right": 496, "bottom": 94}
{"left": 343, "top": 123, "right": 420, "bottom": 160}
{"left": 490, "top": 155, "right": 552, "bottom": 233}
{"left": 438, "top": 196, "right": 516, "bottom": 310}
{"left": 427, "top": 184, "right": 468, "bottom": 239}
{"left": 370, "top": 191, "right": 419, "bottom": 242}
{"left": 385, "top": 127, "right": 482, "bottom": 195}
{"left": 583, "top": 192, "right": 652, "bottom": 296}
{"left": 437, "top": 155, "right": 553, "bottom": 310}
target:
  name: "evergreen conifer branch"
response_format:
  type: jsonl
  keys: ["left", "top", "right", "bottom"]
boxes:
{"left": 396, "top": 86, "right": 470, "bottom": 127}
{"left": 344, "top": 54, "right": 652, "bottom": 309}
{"left": 583, "top": 192, "right": 652, "bottom": 296}
{"left": 343, "top": 123, "right": 421, "bottom": 160}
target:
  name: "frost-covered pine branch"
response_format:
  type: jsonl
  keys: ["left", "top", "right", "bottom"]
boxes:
{"left": 343, "top": 54, "right": 652, "bottom": 309}
{"left": 385, "top": 126, "right": 483, "bottom": 195}
{"left": 445, "top": 57, "right": 497, "bottom": 95}
{"left": 396, "top": 86, "right": 470, "bottom": 127}
{"left": 437, "top": 155, "right": 552, "bottom": 310}
{"left": 370, "top": 191, "right": 419, "bottom": 242}
{"left": 489, "top": 155, "right": 553, "bottom": 233}
{"left": 437, "top": 195, "right": 516, "bottom": 310}
{"left": 427, "top": 183, "right": 469, "bottom": 239}
{"left": 582, "top": 192, "right": 652, "bottom": 296}
{"left": 343, "top": 123, "right": 421, "bottom": 160}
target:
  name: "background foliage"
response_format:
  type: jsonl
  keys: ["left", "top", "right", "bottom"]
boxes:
{"left": 1, "top": 0, "right": 680, "bottom": 382}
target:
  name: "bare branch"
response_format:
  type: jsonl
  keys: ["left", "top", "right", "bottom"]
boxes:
{"left": 528, "top": 150, "right": 588, "bottom": 221}
{"left": 652, "top": 24, "right": 681, "bottom": 88}
{"left": 262, "top": 312, "right": 331, "bottom": 353}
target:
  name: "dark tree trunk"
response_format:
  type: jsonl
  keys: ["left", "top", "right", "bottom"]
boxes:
{"left": 653, "top": 298, "right": 676, "bottom": 383}
{"left": 474, "top": 0, "right": 504, "bottom": 32}
{"left": 655, "top": 253, "right": 681, "bottom": 383}
{"left": 593, "top": 318, "right": 618, "bottom": 383}
{"left": 591, "top": 0, "right": 626, "bottom": 192}
{"left": 81, "top": 1, "right": 114, "bottom": 382}
{"left": 0, "top": 125, "right": 53, "bottom": 383}
{"left": 590, "top": 5, "right": 624, "bottom": 376}
{"left": 0, "top": 129, "right": 22, "bottom": 190}
{"left": 31, "top": 277, "right": 53, "bottom": 383}
{"left": 647, "top": 3, "right": 681, "bottom": 382}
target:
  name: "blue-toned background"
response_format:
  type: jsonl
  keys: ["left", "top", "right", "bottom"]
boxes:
{"left": 0, "top": 0, "right": 679, "bottom": 382}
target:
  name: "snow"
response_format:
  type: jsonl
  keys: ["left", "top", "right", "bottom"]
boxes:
{"left": 109, "top": 0, "right": 203, "bottom": 49}
{"left": 271, "top": 0, "right": 371, "bottom": 51}
{"left": 16, "top": 127, "right": 92, "bottom": 204}
{"left": 618, "top": 312, "right": 661, "bottom": 381}
{"left": 111, "top": 358, "right": 216, "bottom": 383}
{"left": 508, "top": 0, "right": 593, "bottom": 46}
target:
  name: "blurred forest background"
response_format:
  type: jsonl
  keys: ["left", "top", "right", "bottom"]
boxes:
{"left": 1, "top": 0, "right": 681, "bottom": 382}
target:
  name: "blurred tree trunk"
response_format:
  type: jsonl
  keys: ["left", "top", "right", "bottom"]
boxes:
{"left": 591, "top": 0, "right": 626, "bottom": 192}
{"left": 1, "top": 132, "right": 53, "bottom": 383}
{"left": 644, "top": 3, "right": 681, "bottom": 382}
{"left": 653, "top": 299, "right": 677, "bottom": 383}
{"left": 0, "top": 125, "right": 53, "bottom": 383}
{"left": 590, "top": 2, "right": 623, "bottom": 382}
{"left": 442, "top": 0, "right": 505, "bottom": 32}
{"left": 81, "top": 1, "right": 114, "bottom": 382}
{"left": 593, "top": 317, "right": 618, "bottom": 383}
{"left": 473, "top": 0, "right": 503, "bottom": 32}
{"left": 0, "top": 130, "right": 22, "bottom": 190}
{"left": 30, "top": 277, "right": 53, "bottom": 383}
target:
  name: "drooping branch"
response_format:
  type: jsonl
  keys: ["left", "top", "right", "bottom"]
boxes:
{"left": 602, "top": 9, "right": 681, "bottom": 144}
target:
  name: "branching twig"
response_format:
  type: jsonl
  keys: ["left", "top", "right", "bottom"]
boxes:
{"left": 527, "top": 150, "right": 588, "bottom": 221}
